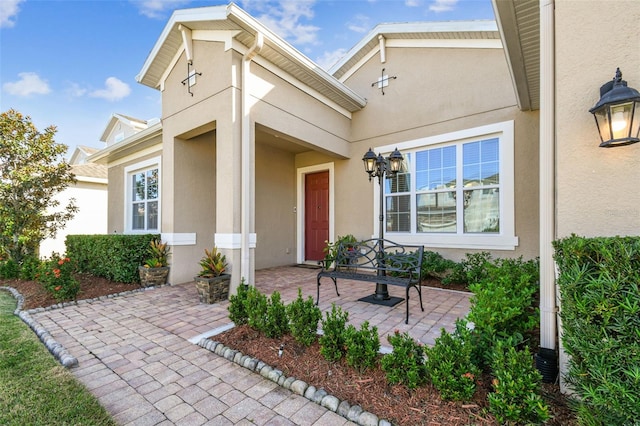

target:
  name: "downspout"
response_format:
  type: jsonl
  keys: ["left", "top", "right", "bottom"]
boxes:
{"left": 241, "top": 32, "right": 264, "bottom": 283}
{"left": 538, "top": 0, "right": 559, "bottom": 383}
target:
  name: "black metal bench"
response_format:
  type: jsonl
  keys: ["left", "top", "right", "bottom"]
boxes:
{"left": 316, "top": 238, "right": 424, "bottom": 324}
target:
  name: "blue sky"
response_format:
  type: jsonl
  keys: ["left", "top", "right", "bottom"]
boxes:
{"left": 0, "top": 0, "right": 494, "bottom": 157}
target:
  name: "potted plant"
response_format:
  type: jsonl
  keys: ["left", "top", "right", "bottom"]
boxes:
{"left": 194, "top": 246, "right": 230, "bottom": 304}
{"left": 138, "top": 239, "right": 171, "bottom": 287}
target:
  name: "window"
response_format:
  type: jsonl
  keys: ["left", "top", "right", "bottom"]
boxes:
{"left": 125, "top": 157, "right": 160, "bottom": 233}
{"left": 375, "top": 121, "right": 517, "bottom": 250}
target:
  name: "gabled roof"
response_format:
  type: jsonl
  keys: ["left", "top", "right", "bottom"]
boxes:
{"left": 329, "top": 20, "right": 501, "bottom": 80}
{"left": 136, "top": 2, "right": 366, "bottom": 113}
{"left": 491, "top": 0, "right": 540, "bottom": 111}
{"left": 99, "top": 113, "right": 150, "bottom": 143}
{"left": 69, "top": 145, "right": 99, "bottom": 165}
{"left": 71, "top": 163, "right": 108, "bottom": 181}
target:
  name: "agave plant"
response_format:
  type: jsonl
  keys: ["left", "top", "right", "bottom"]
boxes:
{"left": 198, "top": 247, "right": 228, "bottom": 277}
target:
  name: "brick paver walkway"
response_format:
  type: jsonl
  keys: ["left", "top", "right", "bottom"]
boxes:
{"left": 30, "top": 266, "right": 471, "bottom": 425}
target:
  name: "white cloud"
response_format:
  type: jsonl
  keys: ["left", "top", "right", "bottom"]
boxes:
{"left": 241, "top": 0, "right": 320, "bottom": 46}
{"left": 89, "top": 77, "right": 131, "bottom": 102}
{"left": 134, "top": 0, "right": 190, "bottom": 19}
{"left": 429, "top": 0, "right": 458, "bottom": 12}
{"left": 315, "top": 48, "right": 347, "bottom": 71}
{"left": 3, "top": 72, "right": 51, "bottom": 97}
{"left": 347, "top": 14, "right": 371, "bottom": 34}
{"left": 65, "top": 82, "right": 87, "bottom": 98}
{"left": 0, "top": 0, "right": 24, "bottom": 28}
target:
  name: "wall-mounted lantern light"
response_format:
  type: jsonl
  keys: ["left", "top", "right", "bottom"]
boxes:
{"left": 589, "top": 68, "right": 640, "bottom": 148}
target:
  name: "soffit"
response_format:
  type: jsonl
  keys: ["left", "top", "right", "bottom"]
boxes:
{"left": 492, "top": 0, "right": 540, "bottom": 111}
{"left": 137, "top": 4, "right": 366, "bottom": 113}
{"left": 330, "top": 21, "right": 501, "bottom": 80}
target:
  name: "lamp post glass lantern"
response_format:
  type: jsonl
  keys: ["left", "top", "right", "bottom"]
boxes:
{"left": 589, "top": 68, "right": 640, "bottom": 148}
{"left": 362, "top": 147, "right": 404, "bottom": 303}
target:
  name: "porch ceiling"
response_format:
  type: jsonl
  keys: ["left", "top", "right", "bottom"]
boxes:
{"left": 137, "top": 4, "right": 366, "bottom": 114}
{"left": 492, "top": 0, "right": 540, "bottom": 111}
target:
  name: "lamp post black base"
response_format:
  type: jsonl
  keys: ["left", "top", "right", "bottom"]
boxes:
{"left": 358, "top": 294, "right": 404, "bottom": 307}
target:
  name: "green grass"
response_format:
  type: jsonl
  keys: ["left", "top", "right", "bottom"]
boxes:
{"left": 0, "top": 291, "right": 116, "bottom": 426}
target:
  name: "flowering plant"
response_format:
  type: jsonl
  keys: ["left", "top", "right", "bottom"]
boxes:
{"left": 38, "top": 254, "right": 79, "bottom": 302}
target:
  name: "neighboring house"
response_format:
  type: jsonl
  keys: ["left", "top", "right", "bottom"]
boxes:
{"left": 39, "top": 146, "right": 108, "bottom": 256}
{"left": 88, "top": 1, "right": 640, "bottom": 387}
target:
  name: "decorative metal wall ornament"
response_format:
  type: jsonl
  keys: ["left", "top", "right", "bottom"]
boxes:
{"left": 181, "top": 61, "right": 202, "bottom": 96}
{"left": 371, "top": 68, "right": 397, "bottom": 95}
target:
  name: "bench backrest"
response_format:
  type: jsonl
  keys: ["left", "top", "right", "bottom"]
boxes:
{"left": 332, "top": 239, "right": 424, "bottom": 279}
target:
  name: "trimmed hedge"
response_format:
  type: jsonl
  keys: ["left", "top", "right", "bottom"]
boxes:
{"left": 66, "top": 234, "right": 159, "bottom": 283}
{"left": 554, "top": 235, "right": 640, "bottom": 425}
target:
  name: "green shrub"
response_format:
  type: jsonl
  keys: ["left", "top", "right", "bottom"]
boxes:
{"left": 425, "top": 320, "right": 480, "bottom": 401}
{"left": 344, "top": 321, "right": 380, "bottom": 373}
{"left": 554, "top": 235, "right": 640, "bottom": 424}
{"left": 228, "top": 279, "right": 249, "bottom": 325}
{"left": 442, "top": 251, "right": 493, "bottom": 286}
{"left": 421, "top": 250, "right": 457, "bottom": 280}
{"left": 66, "top": 234, "right": 158, "bottom": 283}
{"left": 245, "top": 285, "right": 268, "bottom": 333}
{"left": 319, "top": 303, "right": 349, "bottom": 362}
{"left": 38, "top": 254, "right": 79, "bottom": 302}
{"left": 286, "top": 288, "right": 321, "bottom": 346}
{"left": 18, "top": 255, "right": 41, "bottom": 281}
{"left": 488, "top": 341, "right": 549, "bottom": 425}
{"left": 0, "top": 258, "right": 20, "bottom": 279}
{"left": 381, "top": 330, "right": 428, "bottom": 389}
{"left": 264, "top": 291, "right": 289, "bottom": 338}
{"left": 466, "top": 256, "right": 539, "bottom": 367}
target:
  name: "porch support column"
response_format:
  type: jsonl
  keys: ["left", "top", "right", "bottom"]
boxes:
{"left": 240, "top": 32, "right": 263, "bottom": 287}
{"left": 539, "top": 0, "right": 560, "bottom": 384}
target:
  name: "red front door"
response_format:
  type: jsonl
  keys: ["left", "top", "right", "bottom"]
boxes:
{"left": 305, "top": 171, "right": 329, "bottom": 261}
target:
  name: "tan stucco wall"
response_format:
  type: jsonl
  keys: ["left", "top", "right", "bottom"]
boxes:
{"left": 555, "top": 1, "right": 640, "bottom": 238}
{"left": 306, "top": 46, "right": 541, "bottom": 261}
{"left": 255, "top": 142, "right": 297, "bottom": 268}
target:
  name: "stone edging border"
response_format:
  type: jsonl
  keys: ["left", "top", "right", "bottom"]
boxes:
{"left": 197, "top": 338, "right": 393, "bottom": 426}
{"left": 0, "top": 284, "right": 167, "bottom": 368}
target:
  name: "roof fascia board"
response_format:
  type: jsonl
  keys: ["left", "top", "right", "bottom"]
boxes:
{"left": 89, "top": 123, "right": 162, "bottom": 165}
{"left": 226, "top": 3, "right": 366, "bottom": 109}
{"left": 491, "top": 0, "right": 531, "bottom": 110}
{"left": 337, "top": 47, "right": 380, "bottom": 83}
{"left": 137, "top": 5, "right": 228, "bottom": 84}
{"left": 75, "top": 176, "right": 108, "bottom": 184}
{"left": 330, "top": 20, "right": 498, "bottom": 74}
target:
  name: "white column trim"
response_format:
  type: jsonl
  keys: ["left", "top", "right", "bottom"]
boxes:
{"left": 215, "top": 233, "right": 257, "bottom": 249}
{"left": 161, "top": 233, "right": 196, "bottom": 245}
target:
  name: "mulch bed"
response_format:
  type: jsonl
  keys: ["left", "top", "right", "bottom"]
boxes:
{"left": 1, "top": 273, "right": 577, "bottom": 425}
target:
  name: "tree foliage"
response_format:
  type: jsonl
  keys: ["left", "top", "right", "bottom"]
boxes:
{"left": 0, "top": 109, "right": 77, "bottom": 262}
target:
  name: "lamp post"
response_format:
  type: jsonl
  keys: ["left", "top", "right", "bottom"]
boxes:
{"left": 362, "top": 147, "right": 403, "bottom": 301}
{"left": 589, "top": 68, "right": 640, "bottom": 148}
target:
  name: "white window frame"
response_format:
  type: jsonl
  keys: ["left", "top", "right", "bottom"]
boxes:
{"left": 124, "top": 156, "right": 161, "bottom": 234}
{"left": 373, "top": 121, "right": 518, "bottom": 250}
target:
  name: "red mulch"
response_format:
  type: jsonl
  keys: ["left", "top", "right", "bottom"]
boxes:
{"left": 1, "top": 274, "right": 577, "bottom": 425}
